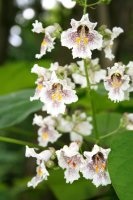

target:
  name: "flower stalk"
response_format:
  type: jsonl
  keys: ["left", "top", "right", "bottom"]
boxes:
{"left": 84, "top": 59, "right": 99, "bottom": 141}
{"left": 83, "top": 0, "right": 87, "bottom": 14}
{"left": 0, "top": 136, "right": 43, "bottom": 149}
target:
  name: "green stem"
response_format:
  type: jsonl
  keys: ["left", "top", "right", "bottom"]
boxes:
{"left": 87, "top": 0, "right": 100, "bottom": 7}
{"left": 0, "top": 136, "right": 43, "bottom": 149}
{"left": 83, "top": 0, "right": 87, "bottom": 14}
{"left": 84, "top": 60, "right": 99, "bottom": 141}
{"left": 99, "top": 126, "right": 122, "bottom": 140}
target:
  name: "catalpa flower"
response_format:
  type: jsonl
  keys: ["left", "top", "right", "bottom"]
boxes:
{"left": 25, "top": 146, "right": 52, "bottom": 188}
{"left": 104, "top": 63, "right": 130, "bottom": 102}
{"left": 32, "top": 20, "right": 60, "bottom": 59}
{"left": 61, "top": 14, "right": 103, "bottom": 59}
{"left": 30, "top": 62, "right": 60, "bottom": 101}
{"left": 72, "top": 59, "right": 106, "bottom": 89}
{"left": 100, "top": 26, "right": 123, "bottom": 60}
{"left": 33, "top": 114, "right": 61, "bottom": 147}
{"left": 56, "top": 142, "right": 84, "bottom": 183}
{"left": 40, "top": 71, "right": 78, "bottom": 116}
{"left": 57, "top": 111, "right": 93, "bottom": 142}
{"left": 30, "top": 64, "right": 50, "bottom": 101}
{"left": 81, "top": 145, "right": 111, "bottom": 187}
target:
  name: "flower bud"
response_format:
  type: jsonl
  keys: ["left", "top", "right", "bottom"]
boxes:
{"left": 46, "top": 160, "right": 55, "bottom": 168}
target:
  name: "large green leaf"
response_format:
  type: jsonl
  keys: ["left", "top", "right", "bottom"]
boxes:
{"left": 0, "top": 89, "right": 42, "bottom": 129}
{"left": 108, "top": 131, "right": 133, "bottom": 200}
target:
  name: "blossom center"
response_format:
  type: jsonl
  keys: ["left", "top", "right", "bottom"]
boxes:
{"left": 41, "top": 39, "right": 47, "bottom": 46}
{"left": 37, "top": 76, "right": 44, "bottom": 90}
{"left": 37, "top": 167, "right": 43, "bottom": 177}
{"left": 67, "top": 158, "right": 77, "bottom": 168}
{"left": 76, "top": 25, "right": 89, "bottom": 45}
{"left": 111, "top": 73, "right": 122, "bottom": 89}
{"left": 92, "top": 152, "right": 106, "bottom": 173}
{"left": 37, "top": 84, "right": 43, "bottom": 90}
{"left": 42, "top": 132, "right": 49, "bottom": 140}
{"left": 51, "top": 83, "right": 63, "bottom": 101}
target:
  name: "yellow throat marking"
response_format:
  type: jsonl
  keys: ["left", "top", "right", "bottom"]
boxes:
{"left": 42, "top": 132, "right": 49, "bottom": 140}
{"left": 52, "top": 91, "right": 62, "bottom": 101}
{"left": 37, "top": 167, "right": 43, "bottom": 177}
{"left": 111, "top": 75, "right": 122, "bottom": 89}
{"left": 41, "top": 40, "right": 47, "bottom": 46}
{"left": 37, "top": 84, "right": 43, "bottom": 90}
{"left": 76, "top": 36, "right": 89, "bottom": 44}
{"left": 95, "top": 163, "right": 106, "bottom": 173}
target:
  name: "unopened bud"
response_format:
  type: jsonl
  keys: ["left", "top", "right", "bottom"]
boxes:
{"left": 46, "top": 160, "right": 55, "bottom": 168}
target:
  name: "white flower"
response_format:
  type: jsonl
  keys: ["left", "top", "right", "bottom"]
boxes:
{"left": 25, "top": 146, "right": 52, "bottom": 188}
{"left": 35, "top": 33, "right": 55, "bottom": 59}
{"left": 40, "top": 71, "right": 78, "bottom": 116}
{"left": 102, "top": 27, "right": 123, "bottom": 60}
{"left": 80, "top": 145, "right": 111, "bottom": 187}
{"left": 30, "top": 64, "right": 50, "bottom": 101}
{"left": 32, "top": 20, "right": 44, "bottom": 33}
{"left": 33, "top": 114, "right": 61, "bottom": 147}
{"left": 56, "top": 142, "right": 84, "bottom": 183}
{"left": 57, "top": 111, "right": 93, "bottom": 142}
{"left": 61, "top": 14, "right": 103, "bottom": 59}
{"left": 28, "top": 161, "right": 49, "bottom": 188}
{"left": 72, "top": 59, "right": 106, "bottom": 90}
{"left": 49, "top": 62, "right": 60, "bottom": 71}
{"left": 32, "top": 21, "right": 60, "bottom": 58}
{"left": 104, "top": 63, "right": 130, "bottom": 102}
{"left": 125, "top": 113, "right": 133, "bottom": 130}
{"left": 25, "top": 145, "right": 52, "bottom": 161}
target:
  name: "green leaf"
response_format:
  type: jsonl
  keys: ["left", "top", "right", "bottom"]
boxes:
{"left": 96, "top": 112, "right": 121, "bottom": 135}
{"left": 0, "top": 89, "right": 42, "bottom": 129}
{"left": 48, "top": 169, "right": 99, "bottom": 200}
{"left": 108, "top": 131, "right": 133, "bottom": 200}
{"left": 0, "top": 61, "right": 51, "bottom": 95}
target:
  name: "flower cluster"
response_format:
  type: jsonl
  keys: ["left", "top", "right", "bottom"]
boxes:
{"left": 26, "top": 7, "right": 133, "bottom": 191}
{"left": 26, "top": 143, "right": 111, "bottom": 187}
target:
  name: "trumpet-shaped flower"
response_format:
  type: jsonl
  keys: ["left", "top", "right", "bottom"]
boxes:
{"left": 81, "top": 145, "right": 111, "bottom": 187}
{"left": 32, "top": 20, "right": 60, "bottom": 58}
{"left": 30, "top": 64, "right": 50, "bottom": 101}
{"left": 25, "top": 146, "right": 52, "bottom": 188}
{"left": 40, "top": 71, "right": 78, "bottom": 116}
{"left": 35, "top": 33, "right": 55, "bottom": 59}
{"left": 33, "top": 114, "right": 61, "bottom": 147}
{"left": 100, "top": 26, "right": 123, "bottom": 60}
{"left": 57, "top": 111, "right": 93, "bottom": 142}
{"left": 61, "top": 14, "right": 103, "bottom": 59}
{"left": 56, "top": 142, "right": 84, "bottom": 183}
{"left": 104, "top": 63, "right": 130, "bottom": 102}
